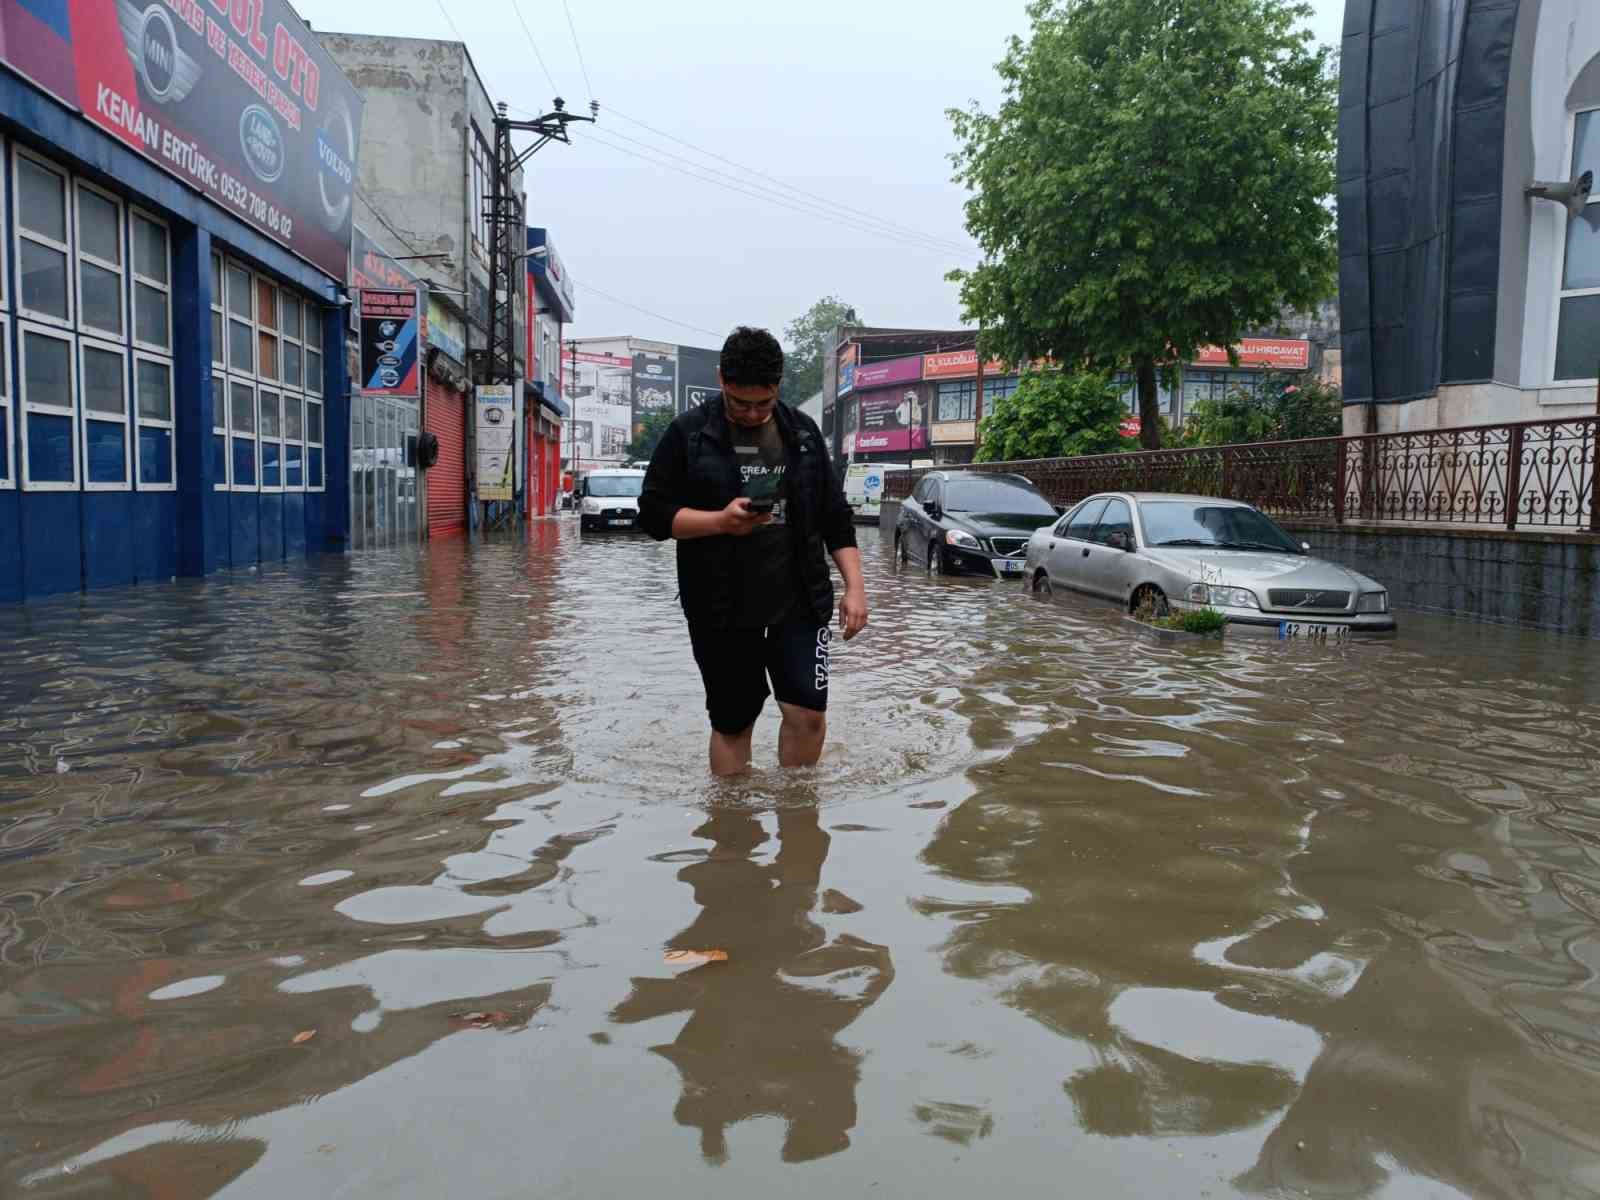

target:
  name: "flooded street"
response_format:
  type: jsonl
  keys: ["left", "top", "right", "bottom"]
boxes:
{"left": 4, "top": 523, "right": 1600, "bottom": 1199}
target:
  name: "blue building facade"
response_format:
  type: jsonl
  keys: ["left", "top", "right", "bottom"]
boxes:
{"left": 0, "top": 6, "right": 354, "bottom": 602}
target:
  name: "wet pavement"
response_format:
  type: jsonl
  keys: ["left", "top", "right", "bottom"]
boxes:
{"left": 3, "top": 522, "right": 1600, "bottom": 1198}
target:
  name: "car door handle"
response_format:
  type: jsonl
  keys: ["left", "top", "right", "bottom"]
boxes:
{"left": 1082, "top": 548, "right": 1091, "bottom": 557}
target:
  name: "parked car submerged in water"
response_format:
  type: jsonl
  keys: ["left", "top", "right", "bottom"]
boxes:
{"left": 895, "top": 471, "right": 1059, "bottom": 579}
{"left": 1023, "top": 493, "right": 1397, "bottom": 639}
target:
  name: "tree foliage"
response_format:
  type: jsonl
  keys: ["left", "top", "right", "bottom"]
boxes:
{"left": 975, "top": 370, "right": 1127, "bottom": 462}
{"left": 781, "top": 296, "right": 860, "bottom": 405}
{"left": 1179, "top": 373, "right": 1341, "bottom": 446}
{"left": 625, "top": 410, "right": 674, "bottom": 462}
{"left": 948, "top": 0, "right": 1338, "bottom": 450}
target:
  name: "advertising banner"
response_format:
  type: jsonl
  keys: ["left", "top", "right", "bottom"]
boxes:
{"left": 357, "top": 288, "right": 422, "bottom": 397}
{"left": 1191, "top": 338, "right": 1311, "bottom": 371}
{"left": 679, "top": 344, "right": 720, "bottom": 414}
{"left": 631, "top": 350, "right": 676, "bottom": 433}
{"left": 857, "top": 386, "right": 928, "bottom": 454}
{"left": 837, "top": 342, "right": 859, "bottom": 397}
{"left": 854, "top": 355, "right": 922, "bottom": 390}
{"left": 350, "top": 225, "right": 420, "bottom": 292}
{"left": 475, "top": 384, "right": 515, "bottom": 501}
{"left": 0, "top": 0, "right": 363, "bottom": 281}
{"left": 923, "top": 349, "right": 1006, "bottom": 380}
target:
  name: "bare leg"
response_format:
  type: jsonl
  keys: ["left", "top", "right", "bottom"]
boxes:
{"left": 777, "top": 702, "right": 827, "bottom": 769}
{"left": 709, "top": 725, "right": 756, "bottom": 777}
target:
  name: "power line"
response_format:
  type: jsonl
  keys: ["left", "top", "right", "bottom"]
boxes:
{"left": 561, "top": 0, "right": 596, "bottom": 100}
{"left": 432, "top": 0, "right": 464, "bottom": 41}
{"left": 603, "top": 103, "right": 974, "bottom": 256}
{"left": 584, "top": 130, "right": 977, "bottom": 261}
{"left": 592, "top": 124, "right": 972, "bottom": 258}
{"left": 506, "top": 0, "right": 562, "bottom": 101}
{"left": 574, "top": 281, "right": 725, "bottom": 339}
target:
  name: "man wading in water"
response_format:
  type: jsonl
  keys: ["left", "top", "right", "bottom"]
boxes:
{"left": 641, "top": 327, "right": 868, "bottom": 776}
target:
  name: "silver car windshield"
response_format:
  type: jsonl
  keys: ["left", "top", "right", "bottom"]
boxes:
{"left": 1140, "top": 501, "right": 1301, "bottom": 552}
{"left": 588, "top": 477, "right": 643, "bottom": 498}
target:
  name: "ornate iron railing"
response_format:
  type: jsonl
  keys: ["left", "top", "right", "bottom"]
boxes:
{"left": 879, "top": 417, "right": 1600, "bottom": 533}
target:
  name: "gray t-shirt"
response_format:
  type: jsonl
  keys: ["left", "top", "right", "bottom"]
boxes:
{"left": 731, "top": 418, "right": 794, "bottom": 628}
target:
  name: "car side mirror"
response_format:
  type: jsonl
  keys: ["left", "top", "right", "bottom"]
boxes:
{"left": 926, "top": 502, "right": 942, "bottom": 521}
{"left": 1108, "top": 530, "right": 1134, "bottom": 552}
{"left": 1301, "top": 541, "right": 1311, "bottom": 554}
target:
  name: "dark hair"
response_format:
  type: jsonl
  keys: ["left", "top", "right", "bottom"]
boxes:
{"left": 720, "top": 326, "right": 784, "bottom": 388}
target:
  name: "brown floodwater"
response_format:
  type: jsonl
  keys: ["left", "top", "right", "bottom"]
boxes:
{"left": 3, "top": 522, "right": 1600, "bottom": 1198}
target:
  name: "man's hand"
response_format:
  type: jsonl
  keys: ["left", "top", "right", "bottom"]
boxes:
{"left": 839, "top": 584, "right": 869, "bottom": 641}
{"left": 718, "top": 497, "right": 774, "bottom": 537}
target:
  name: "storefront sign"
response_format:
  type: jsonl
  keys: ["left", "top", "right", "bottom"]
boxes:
{"left": 932, "top": 420, "right": 977, "bottom": 444}
{"left": 1119, "top": 416, "right": 1142, "bottom": 439}
{"left": 857, "top": 387, "right": 928, "bottom": 454}
{"left": 357, "top": 288, "right": 422, "bottom": 397}
{"left": 0, "top": 0, "right": 363, "bottom": 280}
{"left": 427, "top": 296, "right": 466, "bottom": 365}
{"left": 922, "top": 349, "right": 1006, "bottom": 380}
{"left": 1191, "top": 338, "right": 1311, "bottom": 371}
{"left": 854, "top": 355, "right": 922, "bottom": 390}
{"left": 476, "top": 384, "right": 516, "bottom": 501}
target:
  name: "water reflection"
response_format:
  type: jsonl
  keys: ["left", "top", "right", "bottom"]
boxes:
{"left": 612, "top": 803, "right": 893, "bottom": 1163}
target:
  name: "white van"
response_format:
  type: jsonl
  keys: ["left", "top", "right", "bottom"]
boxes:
{"left": 578, "top": 468, "right": 647, "bottom": 533}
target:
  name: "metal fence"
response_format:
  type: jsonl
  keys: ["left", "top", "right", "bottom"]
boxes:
{"left": 881, "top": 417, "right": 1600, "bottom": 533}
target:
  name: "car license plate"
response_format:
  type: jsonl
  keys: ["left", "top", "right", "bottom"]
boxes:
{"left": 999, "top": 558, "right": 1026, "bottom": 575}
{"left": 1279, "top": 621, "right": 1350, "bottom": 644}
{"left": 608, "top": 518, "right": 633, "bottom": 527}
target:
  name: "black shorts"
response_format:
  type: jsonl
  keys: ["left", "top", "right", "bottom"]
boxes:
{"left": 687, "top": 612, "right": 831, "bottom": 735}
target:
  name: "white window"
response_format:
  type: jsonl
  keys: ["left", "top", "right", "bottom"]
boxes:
{"left": 256, "top": 276, "right": 279, "bottom": 383}
{"left": 19, "top": 322, "right": 78, "bottom": 490}
{"left": 131, "top": 209, "right": 171, "bottom": 355}
{"left": 74, "top": 180, "right": 124, "bottom": 341}
{"left": 0, "top": 316, "right": 12, "bottom": 490}
{"left": 225, "top": 259, "right": 253, "bottom": 373}
{"left": 134, "top": 353, "right": 174, "bottom": 490}
{"left": 259, "top": 386, "right": 282, "bottom": 491}
{"left": 212, "top": 370, "right": 228, "bottom": 490}
{"left": 937, "top": 380, "right": 976, "bottom": 422}
{"left": 210, "top": 252, "right": 225, "bottom": 370}
{"left": 230, "top": 377, "right": 257, "bottom": 490}
{"left": 1553, "top": 108, "right": 1600, "bottom": 381}
{"left": 79, "top": 336, "right": 129, "bottom": 490}
{"left": 306, "top": 394, "right": 324, "bottom": 490}
{"left": 282, "top": 293, "right": 303, "bottom": 391}
{"left": 283, "top": 390, "right": 304, "bottom": 489}
{"left": 14, "top": 149, "right": 72, "bottom": 328}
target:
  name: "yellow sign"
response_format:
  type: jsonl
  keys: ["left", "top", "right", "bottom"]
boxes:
{"left": 932, "top": 421, "right": 977, "bottom": 444}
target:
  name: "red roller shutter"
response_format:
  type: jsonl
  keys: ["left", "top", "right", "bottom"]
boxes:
{"left": 427, "top": 376, "right": 467, "bottom": 538}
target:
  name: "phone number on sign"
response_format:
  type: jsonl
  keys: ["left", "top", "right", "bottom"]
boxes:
{"left": 219, "top": 173, "right": 294, "bottom": 237}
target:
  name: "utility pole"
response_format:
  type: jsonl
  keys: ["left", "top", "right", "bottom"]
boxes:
{"left": 482, "top": 97, "right": 596, "bottom": 530}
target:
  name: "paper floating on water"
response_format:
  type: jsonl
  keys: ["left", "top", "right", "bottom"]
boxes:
{"left": 663, "top": 949, "right": 728, "bottom": 966}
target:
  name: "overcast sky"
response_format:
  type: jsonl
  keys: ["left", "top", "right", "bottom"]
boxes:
{"left": 298, "top": 0, "right": 1347, "bottom": 349}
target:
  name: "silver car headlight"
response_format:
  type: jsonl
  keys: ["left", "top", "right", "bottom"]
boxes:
{"left": 1357, "top": 591, "right": 1389, "bottom": 614}
{"left": 582, "top": 498, "right": 601, "bottom": 514}
{"left": 945, "top": 529, "right": 981, "bottom": 550}
{"left": 1185, "top": 583, "right": 1259, "bottom": 609}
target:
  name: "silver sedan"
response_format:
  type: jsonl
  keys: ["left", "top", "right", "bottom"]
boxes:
{"left": 1023, "top": 493, "right": 1397, "bottom": 637}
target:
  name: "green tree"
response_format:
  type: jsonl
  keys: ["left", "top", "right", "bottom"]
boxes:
{"left": 975, "top": 370, "right": 1127, "bottom": 462}
{"left": 781, "top": 296, "right": 860, "bottom": 405}
{"left": 947, "top": 0, "right": 1338, "bottom": 450}
{"left": 1179, "top": 373, "right": 1341, "bottom": 446}
{"left": 625, "top": 410, "right": 674, "bottom": 461}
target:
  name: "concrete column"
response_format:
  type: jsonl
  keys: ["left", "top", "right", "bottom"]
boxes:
{"left": 322, "top": 303, "right": 351, "bottom": 551}
{"left": 173, "top": 224, "right": 214, "bottom": 577}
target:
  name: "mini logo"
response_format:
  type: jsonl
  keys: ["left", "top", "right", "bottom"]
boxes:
{"left": 239, "top": 106, "right": 284, "bottom": 184}
{"left": 116, "top": 2, "right": 200, "bottom": 104}
{"left": 317, "top": 98, "right": 357, "bottom": 232}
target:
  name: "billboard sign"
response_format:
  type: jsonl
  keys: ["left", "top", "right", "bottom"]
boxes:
{"left": 923, "top": 349, "right": 1006, "bottom": 380}
{"left": 837, "top": 342, "right": 859, "bottom": 396}
{"left": 476, "top": 384, "right": 515, "bottom": 501}
{"left": 0, "top": 0, "right": 363, "bottom": 281}
{"left": 1191, "top": 338, "right": 1311, "bottom": 371}
{"left": 932, "top": 420, "right": 976, "bottom": 444}
{"left": 357, "top": 288, "right": 422, "bottom": 397}
{"left": 857, "top": 387, "right": 928, "bottom": 454}
{"left": 678, "top": 344, "right": 720, "bottom": 413}
{"left": 631, "top": 349, "right": 676, "bottom": 432}
{"left": 854, "top": 355, "right": 922, "bottom": 390}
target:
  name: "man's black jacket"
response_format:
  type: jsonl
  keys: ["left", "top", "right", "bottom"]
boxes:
{"left": 639, "top": 398, "right": 856, "bottom": 629}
